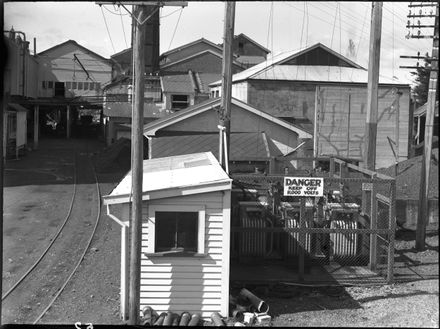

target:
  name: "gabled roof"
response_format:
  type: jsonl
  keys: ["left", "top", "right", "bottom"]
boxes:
{"left": 37, "top": 40, "right": 109, "bottom": 62}
{"left": 231, "top": 65, "right": 408, "bottom": 86}
{"left": 160, "top": 49, "right": 243, "bottom": 70}
{"left": 210, "top": 43, "right": 367, "bottom": 86}
{"left": 161, "top": 38, "right": 224, "bottom": 57}
{"left": 143, "top": 97, "right": 312, "bottom": 139}
{"left": 102, "top": 152, "right": 231, "bottom": 205}
{"left": 161, "top": 73, "right": 195, "bottom": 93}
{"left": 234, "top": 33, "right": 271, "bottom": 54}
{"left": 151, "top": 132, "right": 283, "bottom": 160}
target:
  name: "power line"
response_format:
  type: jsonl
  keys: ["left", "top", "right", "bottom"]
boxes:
{"left": 100, "top": 6, "right": 116, "bottom": 54}
{"left": 167, "top": 8, "right": 183, "bottom": 51}
{"left": 119, "top": 6, "right": 129, "bottom": 48}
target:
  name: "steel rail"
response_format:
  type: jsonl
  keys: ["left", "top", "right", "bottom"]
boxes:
{"left": 1, "top": 151, "right": 78, "bottom": 301}
{"left": 33, "top": 152, "right": 102, "bottom": 324}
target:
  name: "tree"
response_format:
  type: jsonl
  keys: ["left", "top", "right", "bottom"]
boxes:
{"left": 411, "top": 52, "right": 431, "bottom": 106}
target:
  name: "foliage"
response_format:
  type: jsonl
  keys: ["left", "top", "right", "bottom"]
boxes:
{"left": 410, "top": 52, "right": 431, "bottom": 106}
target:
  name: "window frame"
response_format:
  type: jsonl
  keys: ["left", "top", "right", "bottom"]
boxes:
{"left": 147, "top": 204, "right": 206, "bottom": 256}
{"left": 171, "top": 94, "right": 189, "bottom": 110}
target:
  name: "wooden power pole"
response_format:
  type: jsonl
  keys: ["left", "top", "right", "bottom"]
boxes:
{"left": 129, "top": 4, "right": 147, "bottom": 325}
{"left": 416, "top": 4, "right": 439, "bottom": 250}
{"left": 219, "top": 1, "right": 235, "bottom": 173}
{"left": 364, "top": 2, "right": 383, "bottom": 171}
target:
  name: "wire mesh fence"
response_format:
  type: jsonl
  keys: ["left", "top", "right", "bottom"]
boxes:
{"left": 230, "top": 157, "right": 396, "bottom": 284}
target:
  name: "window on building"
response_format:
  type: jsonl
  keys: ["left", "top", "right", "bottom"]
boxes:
{"left": 147, "top": 205, "right": 205, "bottom": 255}
{"left": 95, "top": 82, "right": 101, "bottom": 91}
{"left": 155, "top": 212, "right": 197, "bottom": 252}
{"left": 48, "top": 81, "right": 54, "bottom": 89}
{"left": 171, "top": 94, "right": 189, "bottom": 109}
{"left": 89, "top": 82, "right": 95, "bottom": 90}
{"left": 42, "top": 81, "right": 47, "bottom": 89}
{"left": 83, "top": 82, "right": 88, "bottom": 90}
{"left": 78, "top": 82, "right": 83, "bottom": 90}
{"left": 215, "top": 90, "right": 220, "bottom": 97}
{"left": 66, "top": 81, "right": 72, "bottom": 89}
{"left": 72, "top": 82, "right": 77, "bottom": 89}
{"left": 54, "top": 82, "right": 65, "bottom": 97}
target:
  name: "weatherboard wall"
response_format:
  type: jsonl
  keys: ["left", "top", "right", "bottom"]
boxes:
{"left": 232, "top": 80, "right": 410, "bottom": 169}
{"left": 139, "top": 191, "right": 231, "bottom": 319}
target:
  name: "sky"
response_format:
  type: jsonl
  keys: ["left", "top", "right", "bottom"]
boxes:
{"left": 3, "top": 1, "right": 435, "bottom": 85}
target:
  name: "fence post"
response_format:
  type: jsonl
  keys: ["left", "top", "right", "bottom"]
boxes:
{"left": 387, "top": 179, "right": 396, "bottom": 283}
{"left": 299, "top": 197, "right": 305, "bottom": 281}
{"left": 369, "top": 180, "right": 378, "bottom": 271}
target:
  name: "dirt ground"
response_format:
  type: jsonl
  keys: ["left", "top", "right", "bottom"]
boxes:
{"left": 2, "top": 138, "right": 438, "bottom": 327}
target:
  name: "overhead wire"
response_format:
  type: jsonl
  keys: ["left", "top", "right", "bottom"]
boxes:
{"left": 167, "top": 8, "right": 183, "bottom": 51}
{"left": 100, "top": 6, "right": 116, "bottom": 54}
{"left": 119, "top": 6, "right": 129, "bottom": 49}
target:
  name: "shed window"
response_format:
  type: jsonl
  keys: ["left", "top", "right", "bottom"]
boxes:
{"left": 147, "top": 205, "right": 206, "bottom": 256}
{"left": 155, "top": 212, "right": 197, "bottom": 252}
{"left": 48, "top": 81, "right": 54, "bottom": 89}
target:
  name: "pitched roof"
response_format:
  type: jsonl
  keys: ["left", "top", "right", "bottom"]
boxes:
{"left": 143, "top": 97, "right": 312, "bottom": 139}
{"left": 160, "top": 49, "right": 244, "bottom": 70}
{"left": 161, "top": 38, "right": 224, "bottom": 57}
{"left": 228, "top": 65, "right": 407, "bottom": 85}
{"left": 151, "top": 132, "right": 283, "bottom": 160}
{"left": 37, "top": 39, "right": 109, "bottom": 62}
{"left": 103, "top": 152, "right": 231, "bottom": 205}
{"left": 210, "top": 43, "right": 370, "bottom": 86}
{"left": 234, "top": 33, "right": 271, "bottom": 54}
{"left": 161, "top": 74, "right": 195, "bottom": 93}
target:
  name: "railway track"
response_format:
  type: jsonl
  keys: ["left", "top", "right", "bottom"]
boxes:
{"left": 1, "top": 146, "right": 103, "bottom": 324}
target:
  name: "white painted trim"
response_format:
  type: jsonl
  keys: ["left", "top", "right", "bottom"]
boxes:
{"left": 120, "top": 225, "right": 129, "bottom": 320}
{"left": 147, "top": 204, "right": 206, "bottom": 254}
{"left": 106, "top": 204, "right": 129, "bottom": 227}
{"left": 220, "top": 190, "right": 231, "bottom": 317}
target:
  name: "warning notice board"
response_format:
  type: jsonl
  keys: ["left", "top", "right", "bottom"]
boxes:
{"left": 283, "top": 177, "right": 324, "bottom": 197}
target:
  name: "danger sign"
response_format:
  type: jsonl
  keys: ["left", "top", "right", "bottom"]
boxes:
{"left": 283, "top": 177, "right": 324, "bottom": 197}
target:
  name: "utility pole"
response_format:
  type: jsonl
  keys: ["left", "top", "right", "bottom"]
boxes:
{"left": 219, "top": 1, "right": 235, "bottom": 172}
{"left": 363, "top": 2, "right": 383, "bottom": 171}
{"left": 416, "top": 3, "right": 438, "bottom": 250}
{"left": 129, "top": 4, "right": 147, "bottom": 325}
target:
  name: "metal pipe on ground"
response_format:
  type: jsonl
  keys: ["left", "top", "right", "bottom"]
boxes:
{"left": 141, "top": 306, "right": 158, "bottom": 325}
{"left": 163, "top": 312, "right": 175, "bottom": 326}
{"left": 239, "top": 288, "right": 269, "bottom": 313}
{"left": 211, "top": 312, "right": 226, "bottom": 326}
{"left": 179, "top": 312, "right": 191, "bottom": 326}
{"left": 188, "top": 313, "right": 202, "bottom": 326}
{"left": 232, "top": 309, "right": 244, "bottom": 322}
{"left": 153, "top": 312, "right": 167, "bottom": 326}
{"left": 171, "top": 313, "right": 180, "bottom": 326}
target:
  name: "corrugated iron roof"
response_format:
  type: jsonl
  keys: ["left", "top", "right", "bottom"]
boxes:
{"left": 151, "top": 132, "right": 283, "bottom": 160}
{"left": 209, "top": 43, "right": 408, "bottom": 87}
{"left": 248, "top": 65, "right": 405, "bottom": 85}
{"left": 161, "top": 74, "right": 195, "bottom": 93}
{"left": 103, "top": 152, "right": 231, "bottom": 203}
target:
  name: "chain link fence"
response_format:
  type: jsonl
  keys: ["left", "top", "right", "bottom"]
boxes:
{"left": 230, "top": 157, "right": 396, "bottom": 284}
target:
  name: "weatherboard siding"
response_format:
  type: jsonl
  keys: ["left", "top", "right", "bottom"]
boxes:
{"left": 140, "top": 191, "right": 229, "bottom": 319}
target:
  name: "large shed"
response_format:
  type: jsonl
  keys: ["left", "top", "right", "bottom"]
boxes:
{"left": 102, "top": 152, "right": 232, "bottom": 320}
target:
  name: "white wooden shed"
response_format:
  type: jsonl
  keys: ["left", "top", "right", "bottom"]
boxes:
{"left": 102, "top": 152, "right": 232, "bottom": 320}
